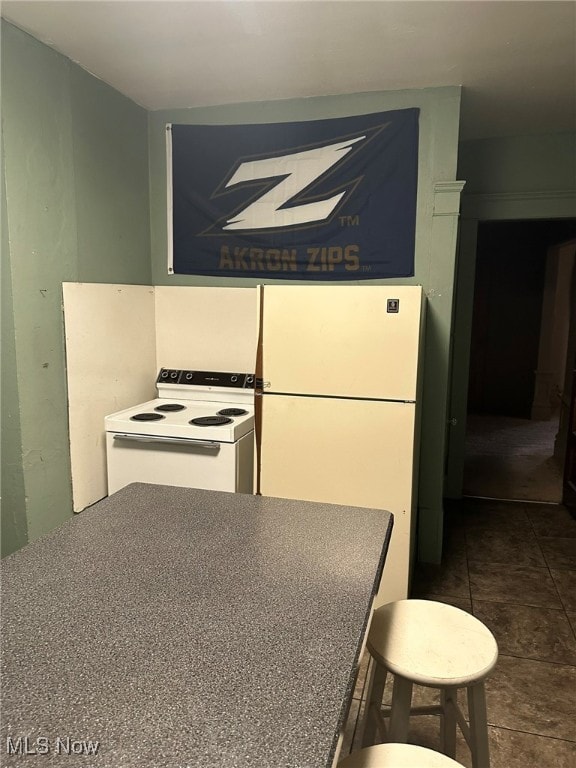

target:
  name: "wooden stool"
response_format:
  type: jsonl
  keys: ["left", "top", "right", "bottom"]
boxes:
{"left": 339, "top": 743, "right": 467, "bottom": 767}
{"left": 359, "top": 599, "right": 498, "bottom": 768}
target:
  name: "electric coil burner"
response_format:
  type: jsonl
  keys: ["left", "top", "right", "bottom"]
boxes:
{"left": 155, "top": 403, "right": 186, "bottom": 413}
{"left": 131, "top": 412, "right": 165, "bottom": 422}
{"left": 190, "top": 416, "right": 234, "bottom": 427}
{"left": 105, "top": 369, "right": 255, "bottom": 496}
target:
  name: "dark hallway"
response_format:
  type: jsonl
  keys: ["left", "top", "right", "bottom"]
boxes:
{"left": 463, "top": 219, "right": 576, "bottom": 504}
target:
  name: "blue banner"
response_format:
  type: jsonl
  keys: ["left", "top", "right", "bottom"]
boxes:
{"left": 169, "top": 108, "right": 419, "bottom": 280}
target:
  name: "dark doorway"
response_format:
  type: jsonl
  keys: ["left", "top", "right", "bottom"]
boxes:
{"left": 463, "top": 218, "right": 576, "bottom": 502}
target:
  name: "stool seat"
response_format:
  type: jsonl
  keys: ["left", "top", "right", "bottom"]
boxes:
{"left": 339, "top": 743, "right": 466, "bottom": 767}
{"left": 368, "top": 599, "right": 499, "bottom": 687}
{"left": 360, "top": 599, "right": 498, "bottom": 768}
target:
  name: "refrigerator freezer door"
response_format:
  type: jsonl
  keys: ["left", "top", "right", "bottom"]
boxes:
{"left": 259, "top": 395, "right": 417, "bottom": 606}
{"left": 260, "top": 285, "right": 423, "bottom": 401}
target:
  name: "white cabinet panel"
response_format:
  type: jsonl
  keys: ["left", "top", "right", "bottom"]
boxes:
{"left": 63, "top": 282, "right": 156, "bottom": 512}
{"left": 155, "top": 286, "right": 257, "bottom": 372}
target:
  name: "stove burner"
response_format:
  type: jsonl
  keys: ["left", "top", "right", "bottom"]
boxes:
{"left": 190, "top": 416, "right": 233, "bottom": 427}
{"left": 155, "top": 403, "right": 186, "bottom": 412}
{"left": 130, "top": 413, "right": 165, "bottom": 422}
{"left": 217, "top": 408, "right": 248, "bottom": 417}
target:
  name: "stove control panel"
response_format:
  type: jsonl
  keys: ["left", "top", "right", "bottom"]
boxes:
{"left": 157, "top": 369, "right": 255, "bottom": 388}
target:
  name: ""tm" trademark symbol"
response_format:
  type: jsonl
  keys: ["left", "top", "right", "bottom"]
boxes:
{"left": 339, "top": 215, "right": 360, "bottom": 227}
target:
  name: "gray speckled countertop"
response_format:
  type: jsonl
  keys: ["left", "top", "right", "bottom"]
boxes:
{"left": 1, "top": 484, "right": 393, "bottom": 768}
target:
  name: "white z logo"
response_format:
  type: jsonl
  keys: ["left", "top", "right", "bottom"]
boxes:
{"left": 221, "top": 135, "right": 366, "bottom": 231}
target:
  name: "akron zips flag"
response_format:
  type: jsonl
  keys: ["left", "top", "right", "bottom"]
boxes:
{"left": 167, "top": 108, "right": 419, "bottom": 280}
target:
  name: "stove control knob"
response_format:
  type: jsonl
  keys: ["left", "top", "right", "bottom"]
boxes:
{"left": 231, "top": 375, "right": 238, "bottom": 382}
{"left": 246, "top": 376, "right": 254, "bottom": 385}
{"left": 161, "top": 370, "right": 169, "bottom": 378}
{"left": 170, "top": 371, "right": 178, "bottom": 380}
{"left": 185, "top": 372, "right": 193, "bottom": 381}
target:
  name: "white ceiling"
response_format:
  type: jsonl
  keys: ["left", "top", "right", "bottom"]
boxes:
{"left": 2, "top": 0, "right": 575, "bottom": 141}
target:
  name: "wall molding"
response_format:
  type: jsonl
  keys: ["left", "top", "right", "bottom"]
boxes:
{"left": 433, "top": 181, "right": 466, "bottom": 216}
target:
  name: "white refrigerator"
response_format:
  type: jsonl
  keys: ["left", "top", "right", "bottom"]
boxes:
{"left": 256, "top": 285, "right": 425, "bottom": 607}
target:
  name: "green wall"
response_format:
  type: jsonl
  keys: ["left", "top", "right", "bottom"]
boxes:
{"left": 1, "top": 22, "right": 151, "bottom": 555}
{"left": 458, "top": 132, "right": 576, "bottom": 195}
{"left": 1, "top": 142, "right": 28, "bottom": 556}
{"left": 148, "top": 87, "right": 463, "bottom": 563}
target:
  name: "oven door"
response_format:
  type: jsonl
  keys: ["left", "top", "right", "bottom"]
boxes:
{"left": 105, "top": 432, "right": 253, "bottom": 495}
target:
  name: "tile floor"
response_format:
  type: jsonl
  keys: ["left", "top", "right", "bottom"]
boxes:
{"left": 339, "top": 497, "right": 576, "bottom": 767}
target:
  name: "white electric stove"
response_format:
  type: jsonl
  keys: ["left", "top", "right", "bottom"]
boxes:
{"left": 105, "top": 369, "right": 255, "bottom": 495}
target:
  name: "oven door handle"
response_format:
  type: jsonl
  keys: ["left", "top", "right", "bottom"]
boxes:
{"left": 112, "top": 433, "right": 221, "bottom": 451}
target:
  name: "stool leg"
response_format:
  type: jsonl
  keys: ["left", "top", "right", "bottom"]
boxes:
{"left": 388, "top": 675, "right": 413, "bottom": 743}
{"left": 467, "top": 682, "right": 490, "bottom": 768}
{"left": 440, "top": 686, "right": 458, "bottom": 758}
{"left": 360, "top": 657, "right": 387, "bottom": 747}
